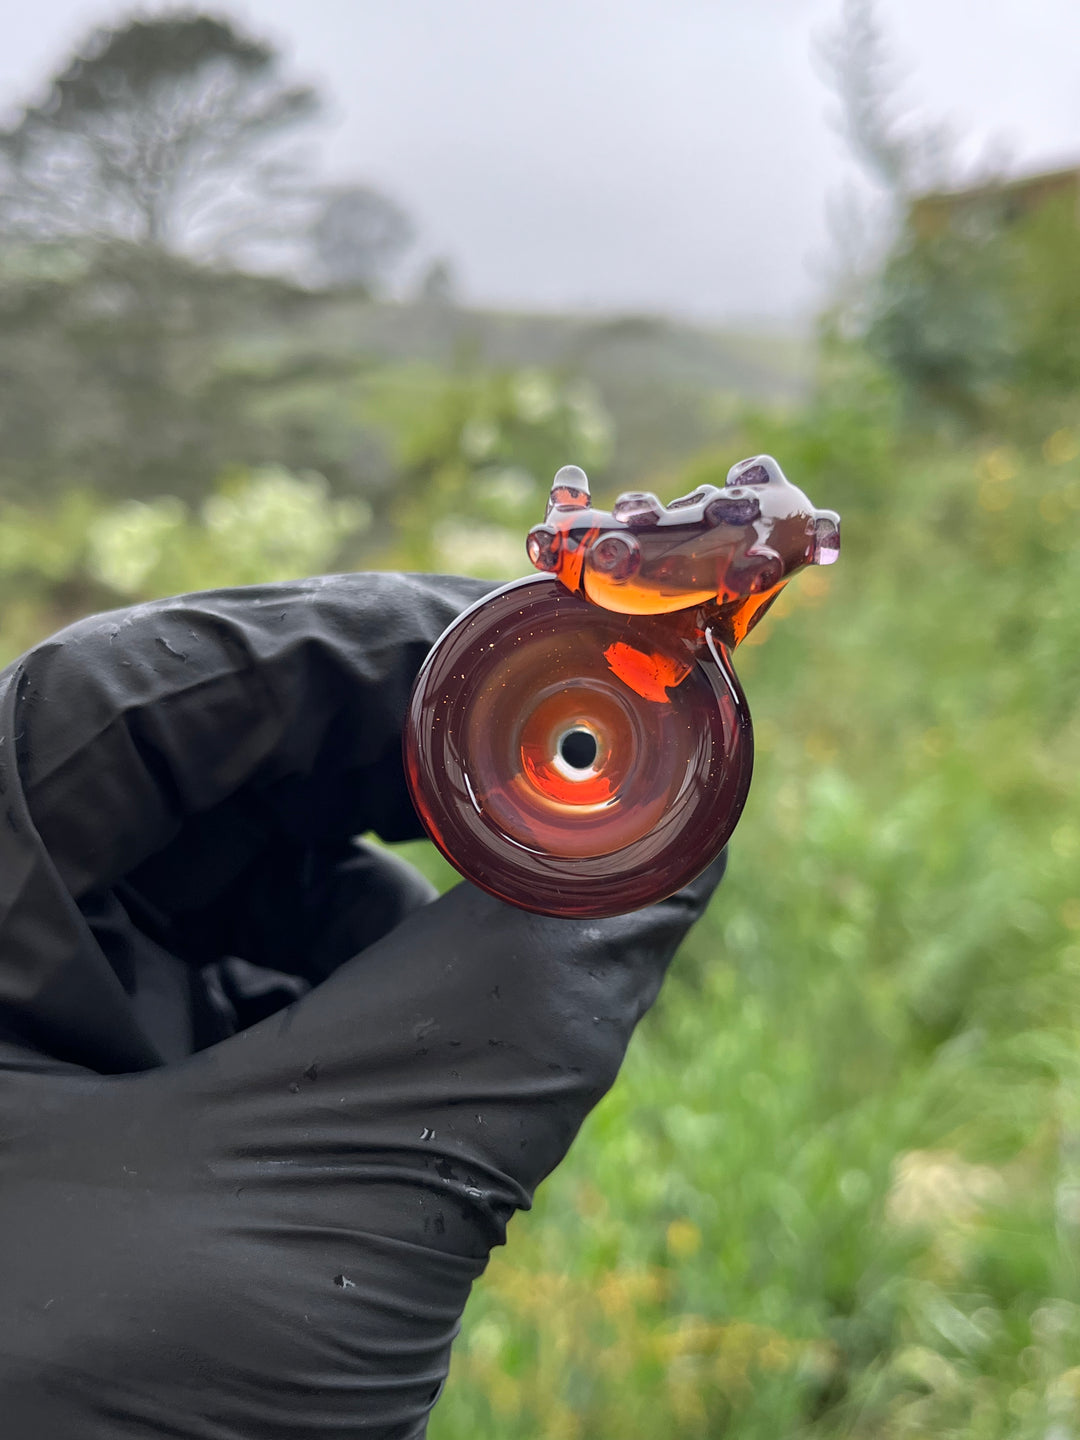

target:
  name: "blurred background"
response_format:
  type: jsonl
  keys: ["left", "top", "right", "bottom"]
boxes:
{"left": 3, "top": 1, "right": 1080, "bottom": 1434}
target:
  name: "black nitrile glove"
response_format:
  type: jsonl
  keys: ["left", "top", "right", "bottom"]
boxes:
{"left": 0, "top": 574, "right": 726, "bottom": 1439}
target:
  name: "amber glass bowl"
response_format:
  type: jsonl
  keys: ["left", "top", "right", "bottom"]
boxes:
{"left": 404, "top": 576, "right": 753, "bottom": 918}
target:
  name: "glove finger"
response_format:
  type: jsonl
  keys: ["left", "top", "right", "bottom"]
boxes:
{"left": 272, "top": 840, "right": 440, "bottom": 985}
{"left": 13, "top": 574, "right": 491, "bottom": 897}
{"left": 41, "top": 857, "right": 724, "bottom": 1436}
{"left": 0, "top": 574, "right": 489, "bottom": 1070}
{"left": 182, "top": 838, "right": 439, "bottom": 1010}
{"left": 173, "top": 849, "right": 727, "bottom": 1236}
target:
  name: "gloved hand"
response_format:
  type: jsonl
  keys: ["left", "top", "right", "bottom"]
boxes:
{"left": 0, "top": 573, "right": 725, "bottom": 1439}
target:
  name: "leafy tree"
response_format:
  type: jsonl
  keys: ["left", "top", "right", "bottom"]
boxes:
{"left": 0, "top": 243, "right": 363, "bottom": 500}
{"left": 0, "top": 12, "right": 318, "bottom": 265}
{"left": 1009, "top": 195, "right": 1080, "bottom": 397}
{"left": 822, "top": 0, "right": 1021, "bottom": 424}
{"left": 0, "top": 12, "right": 416, "bottom": 502}
{"left": 360, "top": 361, "right": 612, "bottom": 574}
{"left": 415, "top": 258, "right": 457, "bottom": 307}
{"left": 821, "top": 0, "right": 953, "bottom": 205}
{"left": 309, "top": 185, "right": 414, "bottom": 292}
{"left": 869, "top": 211, "right": 1017, "bottom": 423}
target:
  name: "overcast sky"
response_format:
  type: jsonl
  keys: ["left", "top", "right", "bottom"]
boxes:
{"left": 2, "top": 0, "right": 1079, "bottom": 325}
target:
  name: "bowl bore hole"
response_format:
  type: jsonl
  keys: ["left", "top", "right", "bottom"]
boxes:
{"left": 559, "top": 728, "right": 598, "bottom": 770}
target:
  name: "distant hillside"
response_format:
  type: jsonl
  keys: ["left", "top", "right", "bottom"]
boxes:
{"left": 298, "top": 298, "right": 807, "bottom": 392}
{"left": 280, "top": 296, "right": 813, "bottom": 488}
{"left": 0, "top": 249, "right": 811, "bottom": 503}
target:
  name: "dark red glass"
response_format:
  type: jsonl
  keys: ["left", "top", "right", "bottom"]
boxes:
{"left": 405, "top": 456, "right": 839, "bottom": 918}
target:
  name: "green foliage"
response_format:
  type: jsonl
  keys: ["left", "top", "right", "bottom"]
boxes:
{"left": 0, "top": 244, "right": 364, "bottom": 499}
{"left": 359, "top": 361, "right": 612, "bottom": 575}
{"left": 0, "top": 10, "right": 422, "bottom": 505}
{"left": 4, "top": 358, "right": 1080, "bottom": 1434}
{"left": 825, "top": 0, "right": 1080, "bottom": 436}
{"left": 424, "top": 421, "right": 1080, "bottom": 1439}
{"left": 2, "top": 149, "right": 1079, "bottom": 1425}
{"left": 0, "top": 466, "right": 367, "bottom": 665}
{"left": 7, "top": 5, "right": 1076, "bottom": 1432}
{"left": 690, "top": 339, "right": 902, "bottom": 520}
{"left": 863, "top": 195, "right": 1080, "bottom": 431}
{"left": 868, "top": 214, "right": 1017, "bottom": 424}
{"left": 310, "top": 185, "right": 415, "bottom": 291}
{"left": 4, "top": 330, "right": 1080, "bottom": 1434}
{"left": 1010, "top": 197, "right": 1080, "bottom": 397}
{"left": 86, "top": 465, "right": 369, "bottom": 594}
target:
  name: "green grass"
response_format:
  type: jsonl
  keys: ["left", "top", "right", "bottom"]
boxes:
{"left": 418, "top": 438, "right": 1080, "bottom": 1437}
{"left": 6, "top": 403, "right": 1080, "bottom": 1435}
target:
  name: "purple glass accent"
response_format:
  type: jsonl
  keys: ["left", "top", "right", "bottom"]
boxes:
{"left": 705, "top": 492, "right": 762, "bottom": 526}
{"left": 727, "top": 459, "right": 772, "bottom": 486}
{"left": 667, "top": 488, "right": 712, "bottom": 510}
{"left": 406, "top": 455, "right": 840, "bottom": 917}
{"left": 611, "top": 492, "right": 664, "bottom": 528}
{"left": 813, "top": 512, "right": 841, "bottom": 566}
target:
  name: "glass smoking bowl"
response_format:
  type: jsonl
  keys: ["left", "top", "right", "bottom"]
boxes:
{"left": 404, "top": 455, "right": 840, "bottom": 918}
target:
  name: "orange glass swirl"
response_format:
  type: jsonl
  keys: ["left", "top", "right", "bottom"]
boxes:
{"left": 405, "top": 455, "right": 839, "bottom": 918}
